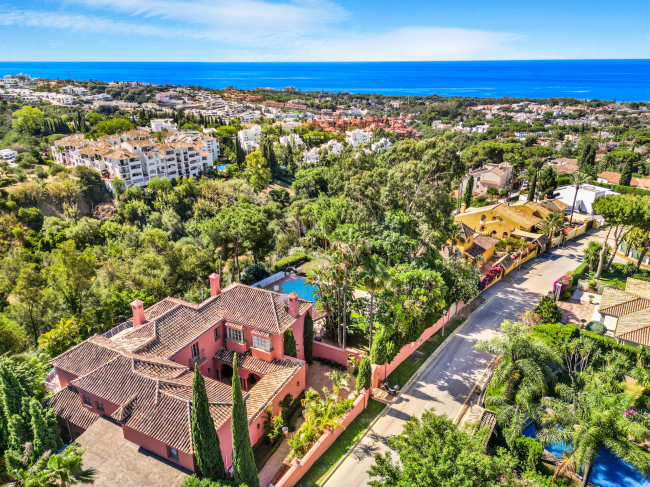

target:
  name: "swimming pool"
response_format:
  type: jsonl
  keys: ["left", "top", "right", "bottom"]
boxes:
{"left": 523, "top": 424, "right": 649, "bottom": 487}
{"left": 280, "top": 278, "right": 320, "bottom": 302}
{"left": 217, "top": 165, "right": 226, "bottom": 171}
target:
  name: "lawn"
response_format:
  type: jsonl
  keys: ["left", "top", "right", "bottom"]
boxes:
{"left": 298, "top": 399, "right": 385, "bottom": 487}
{"left": 301, "top": 257, "right": 328, "bottom": 275}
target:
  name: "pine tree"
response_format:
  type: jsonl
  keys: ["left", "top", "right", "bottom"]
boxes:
{"left": 620, "top": 158, "right": 633, "bottom": 186}
{"left": 356, "top": 356, "right": 371, "bottom": 393}
{"left": 303, "top": 312, "right": 313, "bottom": 365}
{"left": 231, "top": 354, "right": 259, "bottom": 487}
{"left": 527, "top": 171, "right": 537, "bottom": 202}
{"left": 30, "top": 398, "right": 57, "bottom": 462}
{"left": 463, "top": 175, "right": 473, "bottom": 208}
{"left": 284, "top": 329, "right": 297, "bottom": 358}
{"left": 537, "top": 166, "right": 558, "bottom": 200}
{"left": 191, "top": 369, "right": 226, "bottom": 480}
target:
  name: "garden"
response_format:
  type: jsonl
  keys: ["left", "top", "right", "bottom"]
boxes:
{"left": 475, "top": 289, "right": 650, "bottom": 487}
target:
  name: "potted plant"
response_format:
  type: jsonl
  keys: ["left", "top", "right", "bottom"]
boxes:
{"left": 588, "top": 294, "right": 595, "bottom": 304}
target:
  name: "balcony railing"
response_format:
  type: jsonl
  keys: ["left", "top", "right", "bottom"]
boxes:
{"left": 190, "top": 349, "right": 208, "bottom": 369}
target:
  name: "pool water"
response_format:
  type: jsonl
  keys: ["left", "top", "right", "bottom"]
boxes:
{"left": 280, "top": 279, "right": 320, "bottom": 301}
{"left": 523, "top": 424, "right": 650, "bottom": 487}
{"left": 217, "top": 165, "right": 226, "bottom": 171}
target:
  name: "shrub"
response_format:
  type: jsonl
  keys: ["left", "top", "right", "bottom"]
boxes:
{"left": 271, "top": 252, "right": 309, "bottom": 273}
{"left": 585, "top": 321, "right": 607, "bottom": 335}
{"left": 35, "top": 167, "right": 48, "bottom": 179}
{"left": 634, "top": 395, "right": 649, "bottom": 412}
{"left": 17, "top": 207, "right": 44, "bottom": 232}
{"left": 537, "top": 296, "right": 563, "bottom": 324}
{"left": 530, "top": 323, "right": 579, "bottom": 348}
{"left": 560, "top": 290, "right": 572, "bottom": 301}
{"left": 356, "top": 356, "right": 371, "bottom": 393}
{"left": 513, "top": 436, "right": 543, "bottom": 473}
{"left": 240, "top": 262, "right": 271, "bottom": 285}
{"left": 48, "top": 163, "right": 67, "bottom": 176}
{"left": 181, "top": 475, "right": 236, "bottom": 487}
{"left": 284, "top": 329, "right": 297, "bottom": 358}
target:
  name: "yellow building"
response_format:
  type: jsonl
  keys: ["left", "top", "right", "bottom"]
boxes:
{"left": 452, "top": 222, "right": 499, "bottom": 262}
{"left": 510, "top": 199, "right": 568, "bottom": 219}
{"left": 455, "top": 202, "right": 542, "bottom": 238}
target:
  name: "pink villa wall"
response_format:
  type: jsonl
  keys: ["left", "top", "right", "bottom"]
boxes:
{"left": 313, "top": 341, "right": 348, "bottom": 366}
{"left": 275, "top": 389, "right": 370, "bottom": 487}
{"left": 372, "top": 303, "right": 465, "bottom": 383}
{"left": 216, "top": 418, "right": 234, "bottom": 471}
{"left": 75, "top": 388, "right": 119, "bottom": 418}
{"left": 56, "top": 368, "right": 78, "bottom": 389}
{"left": 123, "top": 424, "right": 196, "bottom": 472}
{"left": 170, "top": 320, "right": 225, "bottom": 378}
{"left": 289, "top": 308, "right": 311, "bottom": 361}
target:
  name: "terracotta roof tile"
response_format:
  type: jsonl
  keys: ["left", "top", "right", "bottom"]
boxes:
{"left": 625, "top": 278, "right": 650, "bottom": 300}
{"left": 599, "top": 287, "right": 633, "bottom": 310}
{"left": 45, "top": 385, "right": 98, "bottom": 430}
{"left": 50, "top": 340, "right": 121, "bottom": 376}
{"left": 214, "top": 346, "right": 300, "bottom": 376}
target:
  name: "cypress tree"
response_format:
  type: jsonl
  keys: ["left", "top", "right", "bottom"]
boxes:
{"left": 356, "top": 356, "right": 371, "bottom": 393}
{"left": 537, "top": 166, "right": 558, "bottom": 200}
{"left": 284, "top": 329, "right": 297, "bottom": 358}
{"left": 30, "top": 398, "right": 57, "bottom": 462}
{"left": 231, "top": 353, "right": 259, "bottom": 487}
{"left": 0, "top": 365, "right": 27, "bottom": 420}
{"left": 235, "top": 137, "right": 245, "bottom": 171}
{"left": 620, "top": 158, "right": 633, "bottom": 186}
{"left": 527, "top": 171, "right": 537, "bottom": 202}
{"left": 7, "top": 412, "right": 30, "bottom": 454}
{"left": 463, "top": 175, "right": 473, "bottom": 208}
{"left": 191, "top": 369, "right": 226, "bottom": 480}
{"left": 303, "top": 312, "right": 314, "bottom": 365}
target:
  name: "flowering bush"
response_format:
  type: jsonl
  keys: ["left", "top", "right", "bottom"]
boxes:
{"left": 623, "top": 407, "right": 636, "bottom": 418}
{"left": 553, "top": 275, "right": 572, "bottom": 294}
{"left": 521, "top": 309, "right": 542, "bottom": 327}
{"left": 480, "top": 267, "right": 503, "bottom": 290}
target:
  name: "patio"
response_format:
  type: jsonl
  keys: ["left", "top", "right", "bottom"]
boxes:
{"left": 305, "top": 360, "right": 357, "bottom": 399}
{"left": 557, "top": 299, "right": 600, "bottom": 326}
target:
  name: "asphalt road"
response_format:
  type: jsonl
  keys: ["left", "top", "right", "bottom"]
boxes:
{"left": 323, "top": 228, "right": 619, "bottom": 487}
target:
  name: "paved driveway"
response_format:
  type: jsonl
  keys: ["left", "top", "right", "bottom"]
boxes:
{"left": 323, "top": 228, "right": 615, "bottom": 487}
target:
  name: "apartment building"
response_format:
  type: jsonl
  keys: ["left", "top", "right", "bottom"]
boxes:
{"left": 52, "top": 123, "right": 218, "bottom": 188}
{"left": 345, "top": 128, "right": 372, "bottom": 147}
{"left": 62, "top": 85, "right": 90, "bottom": 96}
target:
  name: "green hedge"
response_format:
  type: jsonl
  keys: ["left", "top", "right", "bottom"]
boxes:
{"left": 271, "top": 252, "right": 309, "bottom": 273}
{"left": 513, "top": 436, "right": 543, "bottom": 473}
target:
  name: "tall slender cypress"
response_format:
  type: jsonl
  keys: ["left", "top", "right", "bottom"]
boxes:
{"left": 527, "top": 171, "right": 537, "bottom": 202}
{"left": 191, "top": 369, "right": 226, "bottom": 480}
{"left": 620, "top": 158, "right": 633, "bottom": 186}
{"left": 231, "top": 353, "right": 259, "bottom": 487}
{"left": 284, "top": 329, "right": 297, "bottom": 358}
{"left": 303, "top": 312, "right": 314, "bottom": 365}
{"left": 30, "top": 398, "right": 57, "bottom": 462}
{"left": 463, "top": 175, "right": 473, "bottom": 208}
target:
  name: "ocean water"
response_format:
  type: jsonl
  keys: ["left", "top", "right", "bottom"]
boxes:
{"left": 1, "top": 60, "right": 649, "bottom": 100}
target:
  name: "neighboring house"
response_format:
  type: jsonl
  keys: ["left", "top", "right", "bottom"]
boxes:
{"left": 460, "top": 163, "right": 513, "bottom": 197}
{"left": 345, "top": 129, "right": 372, "bottom": 147}
{"left": 552, "top": 184, "right": 619, "bottom": 215}
{"left": 279, "top": 134, "right": 304, "bottom": 148}
{"left": 46, "top": 276, "right": 313, "bottom": 475}
{"left": 597, "top": 171, "right": 650, "bottom": 190}
{"left": 546, "top": 158, "right": 578, "bottom": 175}
{"left": 598, "top": 278, "right": 650, "bottom": 346}
{"left": 322, "top": 139, "right": 343, "bottom": 156}
{"left": 61, "top": 85, "right": 90, "bottom": 96}
{"left": 455, "top": 202, "right": 543, "bottom": 237}
{"left": 151, "top": 119, "right": 178, "bottom": 132}
{"left": 303, "top": 147, "right": 321, "bottom": 163}
{"left": 238, "top": 125, "right": 262, "bottom": 144}
{"left": 0, "top": 149, "right": 18, "bottom": 160}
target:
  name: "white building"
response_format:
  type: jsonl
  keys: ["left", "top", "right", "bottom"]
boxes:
{"left": 370, "top": 138, "right": 392, "bottom": 153}
{"left": 238, "top": 125, "right": 262, "bottom": 144}
{"left": 151, "top": 119, "right": 178, "bottom": 132}
{"left": 51, "top": 129, "right": 218, "bottom": 189}
{"left": 322, "top": 139, "right": 343, "bottom": 155}
{"left": 552, "top": 184, "right": 619, "bottom": 215}
{"left": 0, "top": 149, "right": 18, "bottom": 160}
{"left": 345, "top": 129, "right": 372, "bottom": 148}
{"left": 61, "top": 85, "right": 90, "bottom": 95}
{"left": 279, "top": 134, "right": 304, "bottom": 148}
{"left": 303, "top": 147, "right": 321, "bottom": 163}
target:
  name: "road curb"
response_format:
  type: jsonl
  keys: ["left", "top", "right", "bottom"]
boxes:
{"left": 321, "top": 282, "right": 521, "bottom": 487}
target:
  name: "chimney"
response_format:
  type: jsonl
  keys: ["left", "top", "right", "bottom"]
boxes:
{"left": 461, "top": 203, "right": 467, "bottom": 214}
{"left": 209, "top": 273, "right": 221, "bottom": 297}
{"left": 131, "top": 300, "right": 146, "bottom": 327}
{"left": 288, "top": 292, "right": 300, "bottom": 318}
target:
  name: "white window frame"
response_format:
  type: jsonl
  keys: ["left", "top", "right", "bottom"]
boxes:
{"left": 252, "top": 335, "right": 271, "bottom": 352}
{"left": 226, "top": 327, "right": 244, "bottom": 343}
{"left": 214, "top": 327, "right": 220, "bottom": 341}
{"left": 191, "top": 342, "right": 199, "bottom": 358}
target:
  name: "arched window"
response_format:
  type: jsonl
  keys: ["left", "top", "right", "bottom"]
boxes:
{"left": 480, "top": 215, "right": 486, "bottom": 222}
{"left": 503, "top": 232, "right": 509, "bottom": 238}
{"left": 491, "top": 231, "right": 497, "bottom": 237}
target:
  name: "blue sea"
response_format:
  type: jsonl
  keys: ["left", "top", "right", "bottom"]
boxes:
{"left": 1, "top": 60, "right": 649, "bottom": 100}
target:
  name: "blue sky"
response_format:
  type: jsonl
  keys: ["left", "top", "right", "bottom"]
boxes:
{"left": 0, "top": 0, "right": 649, "bottom": 61}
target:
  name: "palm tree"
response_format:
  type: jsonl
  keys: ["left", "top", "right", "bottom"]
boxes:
{"left": 567, "top": 168, "right": 595, "bottom": 227}
{"left": 45, "top": 445, "right": 97, "bottom": 486}
{"left": 325, "top": 370, "right": 351, "bottom": 395}
{"left": 475, "top": 320, "right": 561, "bottom": 401}
{"left": 331, "top": 232, "right": 369, "bottom": 349}
{"left": 538, "top": 211, "right": 564, "bottom": 248}
{"left": 357, "top": 255, "right": 389, "bottom": 350}
{"left": 537, "top": 374, "right": 650, "bottom": 487}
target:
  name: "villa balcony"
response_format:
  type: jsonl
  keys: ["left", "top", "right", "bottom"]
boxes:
{"left": 190, "top": 349, "right": 207, "bottom": 369}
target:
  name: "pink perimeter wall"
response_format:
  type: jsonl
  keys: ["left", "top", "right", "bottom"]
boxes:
{"left": 313, "top": 341, "right": 348, "bottom": 366}
{"left": 373, "top": 303, "right": 464, "bottom": 383}
{"left": 275, "top": 389, "right": 370, "bottom": 487}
